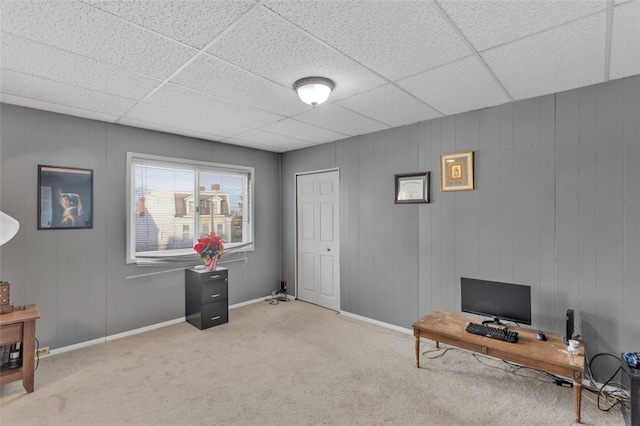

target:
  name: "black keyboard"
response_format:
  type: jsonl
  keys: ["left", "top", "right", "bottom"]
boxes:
{"left": 465, "top": 322, "right": 519, "bottom": 343}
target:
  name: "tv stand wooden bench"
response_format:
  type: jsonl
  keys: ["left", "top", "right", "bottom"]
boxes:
{"left": 412, "top": 310, "right": 585, "bottom": 423}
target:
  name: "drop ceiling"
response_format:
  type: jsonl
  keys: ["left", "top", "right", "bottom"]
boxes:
{"left": 1, "top": 0, "right": 638, "bottom": 153}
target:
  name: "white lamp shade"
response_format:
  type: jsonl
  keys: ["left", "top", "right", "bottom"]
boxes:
{"left": 0, "top": 211, "right": 20, "bottom": 246}
{"left": 293, "top": 77, "right": 335, "bottom": 106}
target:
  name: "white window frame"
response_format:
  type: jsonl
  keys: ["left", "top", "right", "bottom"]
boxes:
{"left": 126, "top": 152, "right": 254, "bottom": 264}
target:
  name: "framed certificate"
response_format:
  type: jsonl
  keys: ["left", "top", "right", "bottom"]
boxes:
{"left": 394, "top": 172, "right": 430, "bottom": 204}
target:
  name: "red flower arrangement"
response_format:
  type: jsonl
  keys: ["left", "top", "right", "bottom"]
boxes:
{"left": 194, "top": 233, "right": 225, "bottom": 270}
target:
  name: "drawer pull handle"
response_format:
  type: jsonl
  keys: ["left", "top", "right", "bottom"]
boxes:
{"left": 211, "top": 316, "right": 221, "bottom": 321}
{"left": 210, "top": 275, "right": 221, "bottom": 279}
{"left": 210, "top": 293, "right": 221, "bottom": 298}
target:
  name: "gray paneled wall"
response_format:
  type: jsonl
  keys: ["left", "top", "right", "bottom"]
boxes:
{"left": 1, "top": 75, "right": 637, "bottom": 360}
{"left": 0, "top": 105, "right": 280, "bottom": 349}
{"left": 281, "top": 75, "right": 640, "bottom": 359}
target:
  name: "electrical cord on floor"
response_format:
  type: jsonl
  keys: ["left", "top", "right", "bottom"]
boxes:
{"left": 421, "top": 346, "right": 457, "bottom": 359}
{"left": 34, "top": 337, "right": 40, "bottom": 371}
{"left": 583, "top": 351, "right": 630, "bottom": 412}
{"left": 474, "top": 353, "right": 558, "bottom": 384}
{"left": 265, "top": 291, "right": 290, "bottom": 305}
{"left": 426, "top": 342, "right": 628, "bottom": 406}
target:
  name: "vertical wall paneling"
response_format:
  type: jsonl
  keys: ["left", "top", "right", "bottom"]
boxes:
{"left": 453, "top": 111, "right": 481, "bottom": 309}
{"left": 577, "top": 86, "right": 599, "bottom": 350}
{"left": 373, "top": 131, "right": 391, "bottom": 321}
{"left": 498, "top": 104, "right": 514, "bottom": 282}
{"left": 511, "top": 99, "right": 542, "bottom": 305}
{"left": 281, "top": 76, "right": 639, "bottom": 360}
{"left": 556, "top": 90, "right": 581, "bottom": 332}
{"left": 24, "top": 109, "right": 61, "bottom": 347}
{"left": 358, "top": 136, "right": 375, "bottom": 319}
{"left": 417, "top": 121, "right": 433, "bottom": 317}
{"left": 622, "top": 79, "right": 640, "bottom": 352}
{"left": 539, "top": 95, "right": 557, "bottom": 331}
{"left": 477, "top": 108, "right": 502, "bottom": 279}
{"left": 596, "top": 80, "right": 626, "bottom": 356}
{"left": 429, "top": 120, "right": 443, "bottom": 311}
{"left": 5, "top": 77, "right": 635, "bottom": 353}
{"left": 624, "top": 77, "right": 640, "bottom": 347}
{"left": 439, "top": 117, "right": 457, "bottom": 312}
{"left": 344, "top": 136, "right": 360, "bottom": 313}
{"left": 1, "top": 106, "right": 280, "bottom": 349}
{"left": 391, "top": 125, "right": 420, "bottom": 326}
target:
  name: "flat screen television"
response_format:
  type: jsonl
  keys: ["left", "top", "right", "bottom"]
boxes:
{"left": 461, "top": 277, "right": 532, "bottom": 325}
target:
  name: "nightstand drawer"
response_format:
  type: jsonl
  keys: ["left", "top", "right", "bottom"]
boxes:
{"left": 201, "top": 300, "right": 228, "bottom": 329}
{"left": 201, "top": 279, "right": 228, "bottom": 304}
{"left": 0, "top": 323, "right": 23, "bottom": 345}
{"left": 199, "top": 271, "right": 227, "bottom": 284}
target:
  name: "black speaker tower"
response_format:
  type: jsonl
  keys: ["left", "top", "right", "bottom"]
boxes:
{"left": 564, "top": 309, "right": 574, "bottom": 345}
{"left": 621, "top": 354, "right": 639, "bottom": 426}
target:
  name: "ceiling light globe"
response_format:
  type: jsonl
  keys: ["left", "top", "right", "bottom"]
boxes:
{"left": 293, "top": 77, "right": 335, "bottom": 106}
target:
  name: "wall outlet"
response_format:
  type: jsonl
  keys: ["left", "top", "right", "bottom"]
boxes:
{"left": 35, "top": 346, "right": 50, "bottom": 357}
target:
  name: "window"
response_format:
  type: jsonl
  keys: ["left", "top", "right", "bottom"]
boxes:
{"left": 126, "top": 153, "right": 253, "bottom": 263}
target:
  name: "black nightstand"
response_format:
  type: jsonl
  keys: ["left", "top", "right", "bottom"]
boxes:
{"left": 185, "top": 267, "right": 228, "bottom": 330}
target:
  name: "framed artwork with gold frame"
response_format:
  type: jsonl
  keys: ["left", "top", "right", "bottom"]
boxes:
{"left": 440, "top": 151, "right": 474, "bottom": 191}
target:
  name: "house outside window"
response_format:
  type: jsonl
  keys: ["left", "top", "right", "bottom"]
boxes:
{"left": 126, "top": 153, "right": 253, "bottom": 263}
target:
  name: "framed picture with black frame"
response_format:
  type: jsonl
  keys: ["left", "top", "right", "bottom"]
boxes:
{"left": 394, "top": 172, "right": 430, "bottom": 204}
{"left": 38, "top": 165, "right": 93, "bottom": 229}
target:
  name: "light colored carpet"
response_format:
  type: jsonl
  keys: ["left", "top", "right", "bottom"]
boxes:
{"left": 0, "top": 300, "right": 625, "bottom": 425}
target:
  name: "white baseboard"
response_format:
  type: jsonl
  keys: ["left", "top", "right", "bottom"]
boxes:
{"left": 48, "top": 337, "right": 106, "bottom": 357}
{"left": 339, "top": 310, "right": 414, "bottom": 335}
{"left": 44, "top": 294, "right": 274, "bottom": 358}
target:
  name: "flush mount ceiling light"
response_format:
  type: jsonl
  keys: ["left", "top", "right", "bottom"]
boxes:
{"left": 293, "top": 77, "right": 335, "bottom": 106}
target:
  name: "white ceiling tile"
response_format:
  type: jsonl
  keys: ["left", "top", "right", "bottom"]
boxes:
{"left": 397, "top": 56, "right": 511, "bottom": 116}
{"left": 439, "top": 0, "right": 606, "bottom": 52}
{"left": 0, "top": 69, "right": 136, "bottom": 116}
{"left": 0, "top": 92, "right": 121, "bottom": 123}
{"left": 224, "top": 131, "right": 315, "bottom": 152}
{"left": 263, "top": 0, "right": 471, "bottom": 81}
{"left": 336, "top": 84, "right": 442, "bottom": 127}
{"left": 123, "top": 102, "right": 248, "bottom": 138}
{"left": 260, "top": 118, "right": 348, "bottom": 144}
{"left": 294, "top": 104, "right": 389, "bottom": 136}
{"left": 118, "top": 117, "right": 230, "bottom": 144}
{"left": 482, "top": 13, "right": 607, "bottom": 101}
{"left": 205, "top": 6, "right": 386, "bottom": 101}
{"left": 0, "top": 0, "right": 637, "bottom": 153}
{"left": 610, "top": 1, "right": 640, "bottom": 80}
{"left": 0, "top": 1, "right": 195, "bottom": 79}
{"left": 171, "top": 54, "right": 307, "bottom": 116}
{"left": 1, "top": 33, "right": 161, "bottom": 100}
{"left": 144, "top": 83, "right": 283, "bottom": 128}
{"left": 83, "top": 0, "right": 257, "bottom": 49}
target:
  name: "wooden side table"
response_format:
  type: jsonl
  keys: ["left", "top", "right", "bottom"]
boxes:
{"left": 0, "top": 304, "right": 40, "bottom": 393}
{"left": 413, "top": 310, "right": 585, "bottom": 423}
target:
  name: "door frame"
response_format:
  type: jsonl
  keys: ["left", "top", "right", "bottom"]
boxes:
{"left": 294, "top": 168, "right": 340, "bottom": 305}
